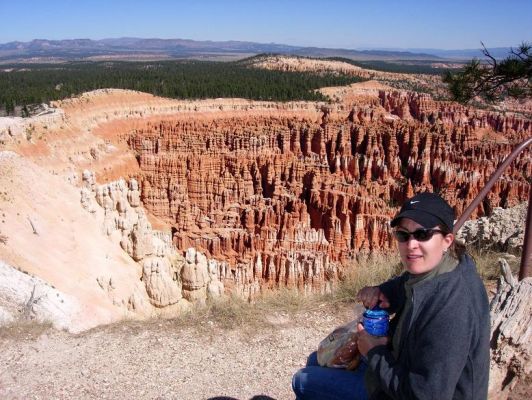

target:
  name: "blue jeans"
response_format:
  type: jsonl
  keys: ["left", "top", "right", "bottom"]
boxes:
{"left": 292, "top": 352, "right": 368, "bottom": 400}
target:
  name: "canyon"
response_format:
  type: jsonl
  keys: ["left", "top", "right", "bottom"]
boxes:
{"left": 0, "top": 58, "right": 530, "bottom": 332}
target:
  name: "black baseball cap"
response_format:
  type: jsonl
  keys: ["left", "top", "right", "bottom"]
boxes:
{"left": 390, "top": 192, "right": 455, "bottom": 231}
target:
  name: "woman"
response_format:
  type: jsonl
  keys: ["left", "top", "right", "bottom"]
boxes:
{"left": 292, "top": 192, "right": 490, "bottom": 400}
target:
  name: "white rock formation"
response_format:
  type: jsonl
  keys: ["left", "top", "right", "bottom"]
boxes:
{"left": 81, "top": 173, "right": 225, "bottom": 310}
{"left": 0, "top": 261, "right": 84, "bottom": 331}
{"left": 456, "top": 203, "right": 527, "bottom": 253}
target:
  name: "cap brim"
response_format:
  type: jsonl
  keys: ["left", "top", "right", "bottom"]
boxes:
{"left": 390, "top": 209, "right": 444, "bottom": 229}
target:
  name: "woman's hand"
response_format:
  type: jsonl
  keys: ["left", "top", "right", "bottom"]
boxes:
{"left": 356, "top": 323, "right": 389, "bottom": 356}
{"left": 356, "top": 286, "right": 390, "bottom": 309}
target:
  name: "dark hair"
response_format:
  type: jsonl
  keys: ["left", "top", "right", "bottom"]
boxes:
{"left": 438, "top": 224, "right": 467, "bottom": 259}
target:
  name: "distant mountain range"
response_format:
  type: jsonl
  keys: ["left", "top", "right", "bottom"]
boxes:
{"left": 362, "top": 47, "right": 513, "bottom": 59}
{"left": 0, "top": 37, "right": 511, "bottom": 63}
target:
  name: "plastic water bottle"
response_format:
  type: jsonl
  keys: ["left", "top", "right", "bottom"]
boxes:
{"left": 363, "top": 306, "right": 389, "bottom": 336}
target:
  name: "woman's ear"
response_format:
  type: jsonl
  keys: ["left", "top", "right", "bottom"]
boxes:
{"left": 443, "top": 233, "right": 454, "bottom": 252}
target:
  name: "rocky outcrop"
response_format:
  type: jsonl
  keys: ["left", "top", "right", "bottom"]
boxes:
{"left": 248, "top": 55, "right": 372, "bottom": 78}
{"left": 81, "top": 171, "right": 226, "bottom": 306}
{"left": 488, "top": 259, "right": 531, "bottom": 400}
{"left": 457, "top": 203, "right": 528, "bottom": 253}
{"left": 0, "top": 260, "right": 83, "bottom": 331}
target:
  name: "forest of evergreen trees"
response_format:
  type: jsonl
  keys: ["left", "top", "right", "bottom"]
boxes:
{"left": 326, "top": 57, "right": 450, "bottom": 75}
{"left": 0, "top": 60, "right": 367, "bottom": 115}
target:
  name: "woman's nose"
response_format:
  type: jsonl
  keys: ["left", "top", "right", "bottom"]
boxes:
{"left": 406, "top": 237, "right": 419, "bottom": 248}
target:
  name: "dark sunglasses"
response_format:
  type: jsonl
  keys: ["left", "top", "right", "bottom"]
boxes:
{"left": 393, "top": 228, "right": 446, "bottom": 243}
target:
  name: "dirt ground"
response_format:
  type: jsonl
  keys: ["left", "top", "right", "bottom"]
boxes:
{"left": 0, "top": 304, "right": 358, "bottom": 400}
{"left": 2, "top": 296, "right": 530, "bottom": 400}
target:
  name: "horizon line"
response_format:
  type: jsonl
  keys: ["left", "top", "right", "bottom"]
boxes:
{"left": 0, "top": 36, "right": 518, "bottom": 52}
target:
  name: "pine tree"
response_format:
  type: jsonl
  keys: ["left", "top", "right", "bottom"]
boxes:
{"left": 443, "top": 42, "right": 531, "bottom": 103}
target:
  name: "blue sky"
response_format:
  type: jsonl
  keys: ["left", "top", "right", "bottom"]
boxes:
{"left": 0, "top": 0, "right": 530, "bottom": 49}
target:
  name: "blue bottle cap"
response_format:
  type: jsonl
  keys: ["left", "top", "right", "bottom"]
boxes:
{"left": 363, "top": 306, "right": 388, "bottom": 318}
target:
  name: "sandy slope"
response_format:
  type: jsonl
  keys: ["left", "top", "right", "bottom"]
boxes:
{"left": 0, "top": 151, "right": 147, "bottom": 332}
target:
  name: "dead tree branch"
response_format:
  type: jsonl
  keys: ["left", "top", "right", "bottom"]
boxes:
{"left": 27, "top": 217, "right": 38, "bottom": 235}
{"left": 21, "top": 285, "right": 40, "bottom": 319}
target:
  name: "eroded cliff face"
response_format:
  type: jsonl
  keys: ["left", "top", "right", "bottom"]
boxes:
{"left": 0, "top": 83, "right": 530, "bottom": 328}
{"left": 114, "top": 89, "right": 530, "bottom": 295}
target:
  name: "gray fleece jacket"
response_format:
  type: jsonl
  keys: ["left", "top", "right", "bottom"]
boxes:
{"left": 366, "top": 254, "right": 490, "bottom": 400}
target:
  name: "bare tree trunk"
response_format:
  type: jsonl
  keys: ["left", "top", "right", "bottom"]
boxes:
{"left": 22, "top": 285, "right": 37, "bottom": 320}
{"left": 488, "top": 258, "right": 532, "bottom": 399}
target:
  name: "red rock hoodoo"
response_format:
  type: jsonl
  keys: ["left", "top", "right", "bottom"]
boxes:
{"left": 114, "top": 90, "right": 530, "bottom": 292}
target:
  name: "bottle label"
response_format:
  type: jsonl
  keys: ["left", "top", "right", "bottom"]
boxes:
{"left": 363, "top": 307, "right": 389, "bottom": 336}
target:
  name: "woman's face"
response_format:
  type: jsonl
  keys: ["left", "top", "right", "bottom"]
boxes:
{"left": 395, "top": 218, "right": 454, "bottom": 275}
